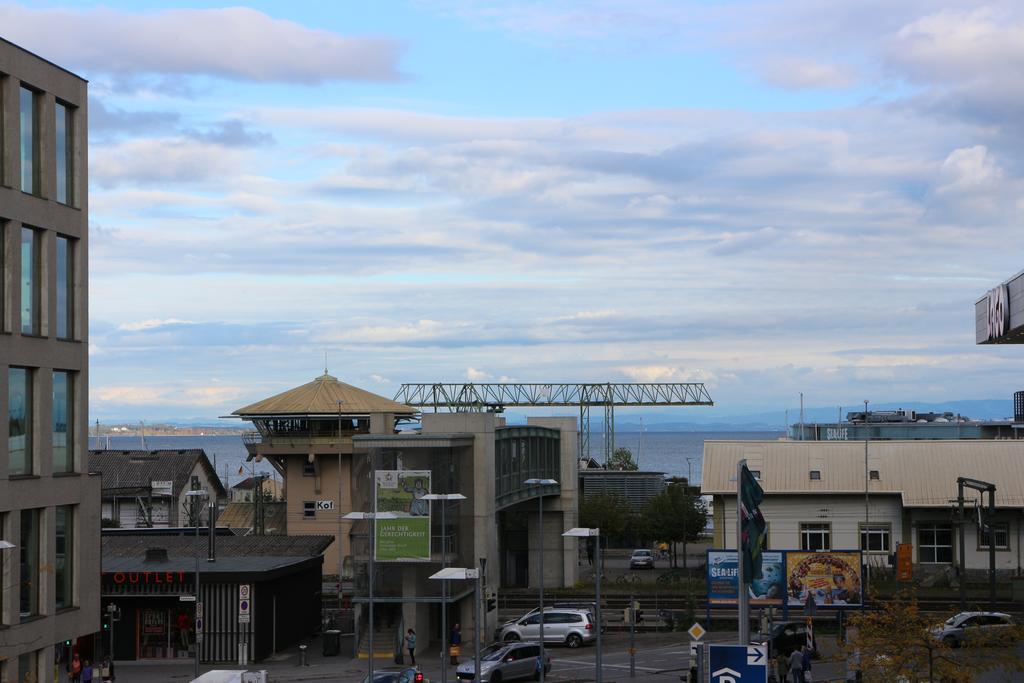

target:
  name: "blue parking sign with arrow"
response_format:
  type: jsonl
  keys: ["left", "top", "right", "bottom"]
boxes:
{"left": 708, "top": 644, "right": 767, "bottom": 683}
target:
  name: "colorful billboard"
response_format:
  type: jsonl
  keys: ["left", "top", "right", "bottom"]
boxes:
{"left": 374, "top": 470, "right": 431, "bottom": 562}
{"left": 707, "top": 550, "right": 785, "bottom": 605}
{"left": 785, "top": 551, "right": 862, "bottom": 607}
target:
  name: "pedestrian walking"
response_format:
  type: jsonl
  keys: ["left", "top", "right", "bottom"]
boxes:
{"left": 801, "top": 644, "right": 812, "bottom": 682}
{"left": 787, "top": 648, "right": 803, "bottom": 683}
{"left": 68, "top": 653, "right": 82, "bottom": 682}
{"left": 405, "top": 628, "right": 417, "bottom": 665}
{"left": 449, "top": 623, "right": 462, "bottom": 665}
{"left": 81, "top": 659, "right": 94, "bottom": 683}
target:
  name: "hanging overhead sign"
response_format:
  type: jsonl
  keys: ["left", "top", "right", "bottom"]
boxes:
{"left": 374, "top": 470, "right": 431, "bottom": 562}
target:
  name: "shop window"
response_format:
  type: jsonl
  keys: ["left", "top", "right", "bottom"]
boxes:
{"left": 800, "top": 522, "right": 831, "bottom": 551}
{"left": 303, "top": 501, "right": 316, "bottom": 519}
{"left": 56, "top": 505, "right": 74, "bottom": 609}
{"left": 20, "top": 86, "right": 39, "bottom": 194}
{"left": 978, "top": 522, "right": 1009, "bottom": 551}
{"left": 18, "top": 650, "right": 37, "bottom": 683}
{"left": 918, "top": 523, "right": 953, "bottom": 563}
{"left": 859, "top": 524, "right": 891, "bottom": 552}
{"left": 53, "top": 370, "right": 74, "bottom": 472}
{"left": 20, "top": 508, "right": 40, "bottom": 620}
{"left": 9, "top": 367, "right": 33, "bottom": 475}
{"left": 55, "top": 101, "right": 74, "bottom": 205}
{"left": 21, "top": 226, "right": 39, "bottom": 334}
{"left": 56, "top": 236, "right": 74, "bottom": 339}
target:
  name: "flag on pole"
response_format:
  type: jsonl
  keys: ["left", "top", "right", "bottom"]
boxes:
{"left": 740, "top": 464, "right": 767, "bottom": 581}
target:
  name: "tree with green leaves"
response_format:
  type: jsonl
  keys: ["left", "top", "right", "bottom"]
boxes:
{"left": 607, "top": 447, "right": 639, "bottom": 471}
{"left": 579, "top": 493, "right": 635, "bottom": 569}
{"left": 640, "top": 483, "right": 705, "bottom": 567}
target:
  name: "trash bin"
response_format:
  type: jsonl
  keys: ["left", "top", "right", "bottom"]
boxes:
{"left": 323, "top": 629, "right": 341, "bottom": 656}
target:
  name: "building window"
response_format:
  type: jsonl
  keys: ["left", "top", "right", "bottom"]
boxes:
{"left": 809, "top": 470, "right": 821, "bottom": 480}
{"left": 20, "top": 86, "right": 39, "bottom": 194}
{"left": 21, "top": 226, "right": 39, "bottom": 334}
{"left": 859, "top": 524, "right": 891, "bottom": 552}
{"left": 56, "top": 236, "right": 74, "bottom": 339}
{"left": 20, "top": 508, "right": 40, "bottom": 620}
{"left": 53, "top": 370, "right": 73, "bottom": 472}
{"left": 303, "top": 458, "right": 316, "bottom": 476}
{"left": 978, "top": 522, "right": 1009, "bottom": 551}
{"left": 9, "top": 367, "right": 33, "bottom": 475}
{"left": 800, "top": 523, "right": 831, "bottom": 551}
{"left": 918, "top": 523, "right": 953, "bottom": 563}
{"left": 55, "top": 101, "right": 74, "bottom": 205}
{"left": 55, "top": 505, "right": 74, "bottom": 609}
{"left": 869, "top": 470, "right": 880, "bottom": 480}
{"left": 303, "top": 501, "right": 316, "bottom": 519}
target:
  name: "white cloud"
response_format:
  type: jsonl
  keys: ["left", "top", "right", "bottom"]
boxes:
{"left": 935, "top": 145, "right": 1002, "bottom": 194}
{"left": 0, "top": 4, "right": 402, "bottom": 83}
{"left": 466, "top": 367, "right": 492, "bottom": 381}
{"left": 756, "top": 57, "right": 859, "bottom": 90}
{"left": 94, "top": 384, "right": 244, "bottom": 407}
{"left": 118, "top": 318, "right": 194, "bottom": 332}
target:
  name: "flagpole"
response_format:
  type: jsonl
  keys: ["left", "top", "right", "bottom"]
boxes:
{"left": 737, "top": 458, "right": 749, "bottom": 645}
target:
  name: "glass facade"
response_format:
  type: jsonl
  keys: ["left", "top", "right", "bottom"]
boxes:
{"left": 56, "top": 236, "right": 73, "bottom": 339}
{"left": 20, "top": 508, "right": 40, "bottom": 620}
{"left": 53, "top": 370, "right": 72, "bottom": 472}
{"left": 56, "top": 102, "right": 73, "bottom": 204}
{"left": 9, "top": 367, "right": 32, "bottom": 475}
{"left": 20, "top": 86, "right": 37, "bottom": 194}
{"left": 56, "top": 506, "right": 74, "bottom": 609}
{"left": 21, "top": 226, "right": 38, "bottom": 334}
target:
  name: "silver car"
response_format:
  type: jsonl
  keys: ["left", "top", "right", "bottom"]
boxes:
{"left": 932, "top": 611, "right": 1015, "bottom": 647}
{"left": 456, "top": 642, "right": 550, "bottom": 683}
{"left": 498, "top": 608, "right": 595, "bottom": 648}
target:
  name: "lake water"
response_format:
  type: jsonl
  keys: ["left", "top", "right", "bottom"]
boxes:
{"left": 91, "top": 430, "right": 783, "bottom": 487}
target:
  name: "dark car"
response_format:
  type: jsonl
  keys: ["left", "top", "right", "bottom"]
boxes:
{"left": 361, "top": 667, "right": 427, "bottom": 683}
{"left": 761, "top": 621, "right": 817, "bottom": 659}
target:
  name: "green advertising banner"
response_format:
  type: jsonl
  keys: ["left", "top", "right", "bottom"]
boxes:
{"left": 374, "top": 470, "right": 431, "bottom": 562}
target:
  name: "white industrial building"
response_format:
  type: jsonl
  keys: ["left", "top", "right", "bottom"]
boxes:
{"left": 702, "top": 440, "right": 1024, "bottom": 577}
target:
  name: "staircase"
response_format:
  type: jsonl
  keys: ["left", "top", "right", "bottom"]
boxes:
{"left": 357, "top": 619, "right": 401, "bottom": 660}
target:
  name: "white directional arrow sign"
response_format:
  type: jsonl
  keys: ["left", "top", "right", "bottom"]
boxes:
{"left": 747, "top": 645, "right": 766, "bottom": 666}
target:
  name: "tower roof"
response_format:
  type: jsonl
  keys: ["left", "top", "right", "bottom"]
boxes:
{"left": 232, "top": 373, "right": 415, "bottom": 417}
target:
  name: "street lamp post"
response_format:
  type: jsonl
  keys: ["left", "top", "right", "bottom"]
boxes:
{"left": 563, "top": 528, "right": 601, "bottom": 683}
{"left": 185, "top": 489, "right": 209, "bottom": 681}
{"left": 524, "top": 478, "right": 558, "bottom": 683}
{"left": 430, "top": 567, "right": 481, "bottom": 683}
{"left": 344, "top": 511, "right": 397, "bottom": 683}
{"left": 863, "top": 399, "right": 870, "bottom": 592}
{"left": 422, "top": 492, "right": 466, "bottom": 683}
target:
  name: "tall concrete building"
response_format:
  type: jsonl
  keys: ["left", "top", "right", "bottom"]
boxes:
{"left": 234, "top": 374, "right": 580, "bottom": 657}
{"left": 1, "top": 38, "right": 98, "bottom": 682}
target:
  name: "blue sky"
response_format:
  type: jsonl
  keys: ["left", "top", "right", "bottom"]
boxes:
{"left": 4, "top": 1, "right": 1024, "bottom": 422}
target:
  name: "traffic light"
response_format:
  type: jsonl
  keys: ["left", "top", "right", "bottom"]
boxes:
{"left": 64, "top": 639, "right": 72, "bottom": 646}
{"left": 102, "top": 615, "right": 110, "bottom": 631}
{"left": 485, "top": 591, "right": 496, "bottom": 612}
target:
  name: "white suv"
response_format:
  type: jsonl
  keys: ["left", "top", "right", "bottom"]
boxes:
{"left": 499, "top": 608, "right": 596, "bottom": 648}
{"left": 932, "top": 611, "right": 1014, "bottom": 647}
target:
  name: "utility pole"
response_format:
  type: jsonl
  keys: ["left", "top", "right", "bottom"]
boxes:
{"left": 629, "top": 594, "right": 636, "bottom": 677}
{"left": 864, "top": 399, "right": 870, "bottom": 592}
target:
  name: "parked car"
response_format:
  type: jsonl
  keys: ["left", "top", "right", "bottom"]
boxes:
{"left": 498, "top": 608, "right": 596, "bottom": 647}
{"left": 931, "top": 611, "right": 1015, "bottom": 647}
{"left": 361, "top": 667, "right": 427, "bottom": 683}
{"left": 456, "top": 642, "right": 550, "bottom": 683}
{"left": 630, "top": 549, "right": 655, "bottom": 569}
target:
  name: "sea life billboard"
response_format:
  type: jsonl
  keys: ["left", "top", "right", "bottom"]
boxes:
{"left": 785, "top": 551, "right": 863, "bottom": 607}
{"left": 374, "top": 470, "right": 431, "bottom": 561}
{"left": 706, "top": 550, "right": 785, "bottom": 605}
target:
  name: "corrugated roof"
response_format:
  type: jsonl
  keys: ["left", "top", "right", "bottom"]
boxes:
{"left": 701, "top": 440, "right": 1024, "bottom": 508}
{"left": 216, "top": 502, "right": 287, "bottom": 534}
{"left": 102, "top": 533, "right": 331, "bottom": 574}
{"left": 88, "top": 449, "right": 227, "bottom": 498}
{"left": 233, "top": 373, "right": 415, "bottom": 416}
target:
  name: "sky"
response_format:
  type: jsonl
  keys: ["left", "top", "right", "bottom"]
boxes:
{"left": 4, "top": 0, "right": 1024, "bottom": 423}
